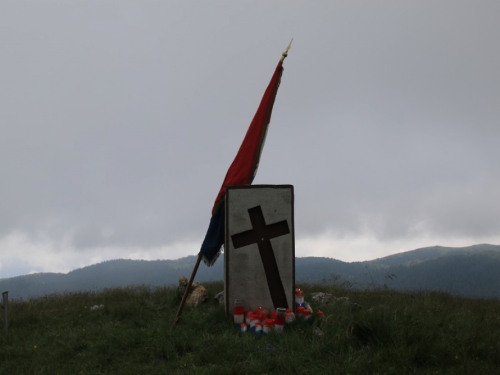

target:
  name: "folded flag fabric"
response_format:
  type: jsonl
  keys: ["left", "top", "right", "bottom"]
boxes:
{"left": 200, "top": 60, "right": 286, "bottom": 266}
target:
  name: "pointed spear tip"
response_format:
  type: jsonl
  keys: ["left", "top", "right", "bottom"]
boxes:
{"left": 280, "top": 38, "right": 293, "bottom": 62}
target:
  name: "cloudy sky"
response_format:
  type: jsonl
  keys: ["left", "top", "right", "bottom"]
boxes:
{"left": 1, "top": 1, "right": 499, "bottom": 278}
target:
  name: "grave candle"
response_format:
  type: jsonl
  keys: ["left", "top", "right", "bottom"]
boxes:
{"left": 233, "top": 299, "right": 245, "bottom": 326}
{"left": 250, "top": 314, "right": 259, "bottom": 333}
{"left": 263, "top": 319, "right": 274, "bottom": 334}
{"left": 240, "top": 323, "right": 247, "bottom": 333}
{"left": 295, "top": 289, "right": 305, "bottom": 307}
{"left": 255, "top": 322, "right": 262, "bottom": 334}
{"left": 245, "top": 310, "right": 254, "bottom": 324}
{"left": 285, "top": 308, "right": 295, "bottom": 323}
{"left": 303, "top": 309, "right": 312, "bottom": 320}
{"left": 274, "top": 308, "right": 286, "bottom": 332}
{"left": 259, "top": 309, "right": 268, "bottom": 323}
{"left": 314, "top": 327, "right": 325, "bottom": 337}
{"left": 296, "top": 306, "right": 305, "bottom": 318}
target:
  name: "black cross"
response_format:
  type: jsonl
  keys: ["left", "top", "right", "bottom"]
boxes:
{"left": 231, "top": 205, "right": 290, "bottom": 309}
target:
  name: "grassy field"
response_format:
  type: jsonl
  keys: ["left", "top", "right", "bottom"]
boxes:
{"left": 1, "top": 282, "right": 499, "bottom": 374}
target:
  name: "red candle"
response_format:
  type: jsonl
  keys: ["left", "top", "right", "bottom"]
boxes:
{"left": 295, "top": 289, "right": 305, "bottom": 306}
{"left": 254, "top": 308, "right": 262, "bottom": 322}
{"left": 275, "top": 315, "right": 285, "bottom": 325}
{"left": 285, "top": 308, "right": 295, "bottom": 323}
{"left": 233, "top": 305, "right": 244, "bottom": 315}
{"left": 245, "top": 310, "right": 254, "bottom": 324}
{"left": 296, "top": 306, "right": 305, "bottom": 317}
{"left": 259, "top": 309, "right": 268, "bottom": 322}
{"left": 250, "top": 314, "right": 259, "bottom": 332}
{"left": 263, "top": 318, "right": 274, "bottom": 334}
{"left": 275, "top": 308, "right": 286, "bottom": 325}
{"left": 233, "top": 299, "right": 244, "bottom": 325}
{"left": 303, "top": 309, "right": 312, "bottom": 320}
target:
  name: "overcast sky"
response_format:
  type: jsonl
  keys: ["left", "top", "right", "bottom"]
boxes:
{"left": 1, "top": 1, "right": 499, "bottom": 278}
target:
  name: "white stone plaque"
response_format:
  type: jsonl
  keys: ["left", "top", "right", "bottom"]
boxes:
{"left": 224, "top": 185, "right": 295, "bottom": 315}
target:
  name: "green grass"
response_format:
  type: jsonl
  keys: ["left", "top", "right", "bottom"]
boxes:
{"left": 1, "top": 282, "right": 500, "bottom": 374}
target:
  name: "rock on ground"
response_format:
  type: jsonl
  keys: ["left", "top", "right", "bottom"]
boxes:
{"left": 186, "top": 284, "right": 208, "bottom": 307}
{"left": 310, "top": 292, "right": 335, "bottom": 304}
{"left": 214, "top": 291, "right": 224, "bottom": 304}
{"left": 177, "top": 276, "right": 208, "bottom": 307}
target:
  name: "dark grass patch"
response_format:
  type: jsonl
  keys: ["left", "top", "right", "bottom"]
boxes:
{"left": 1, "top": 283, "right": 500, "bottom": 374}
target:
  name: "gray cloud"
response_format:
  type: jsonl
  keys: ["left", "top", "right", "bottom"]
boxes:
{"left": 1, "top": 1, "right": 499, "bottom": 276}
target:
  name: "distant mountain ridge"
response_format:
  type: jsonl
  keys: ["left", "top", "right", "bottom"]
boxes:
{"left": 1, "top": 244, "right": 499, "bottom": 300}
{"left": 368, "top": 244, "right": 500, "bottom": 267}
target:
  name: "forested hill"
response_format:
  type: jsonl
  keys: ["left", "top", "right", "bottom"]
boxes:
{"left": 1, "top": 244, "right": 499, "bottom": 300}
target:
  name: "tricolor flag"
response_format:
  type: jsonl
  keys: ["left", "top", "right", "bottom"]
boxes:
{"left": 200, "top": 57, "right": 287, "bottom": 266}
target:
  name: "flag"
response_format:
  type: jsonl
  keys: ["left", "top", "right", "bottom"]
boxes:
{"left": 200, "top": 60, "right": 286, "bottom": 266}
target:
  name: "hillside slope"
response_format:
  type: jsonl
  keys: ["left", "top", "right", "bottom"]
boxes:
{"left": 1, "top": 244, "right": 499, "bottom": 300}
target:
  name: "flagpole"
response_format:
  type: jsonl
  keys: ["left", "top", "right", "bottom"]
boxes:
{"left": 172, "top": 252, "right": 203, "bottom": 328}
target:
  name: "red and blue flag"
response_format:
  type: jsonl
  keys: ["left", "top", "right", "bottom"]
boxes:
{"left": 200, "top": 60, "right": 286, "bottom": 265}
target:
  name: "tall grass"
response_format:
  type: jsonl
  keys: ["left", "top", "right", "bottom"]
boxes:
{"left": 1, "top": 282, "right": 499, "bottom": 374}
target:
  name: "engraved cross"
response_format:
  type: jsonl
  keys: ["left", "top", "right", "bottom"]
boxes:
{"left": 231, "top": 205, "right": 290, "bottom": 309}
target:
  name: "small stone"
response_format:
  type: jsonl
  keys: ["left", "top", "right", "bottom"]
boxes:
{"left": 177, "top": 276, "right": 188, "bottom": 297}
{"left": 310, "top": 292, "right": 335, "bottom": 304}
{"left": 177, "top": 276, "right": 208, "bottom": 306}
{"left": 186, "top": 284, "right": 208, "bottom": 307}
{"left": 214, "top": 291, "right": 224, "bottom": 304}
{"left": 178, "top": 276, "right": 188, "bottom": 286}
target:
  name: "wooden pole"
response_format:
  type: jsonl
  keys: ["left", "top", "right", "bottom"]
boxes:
{"left": 2, "top": 291, "right": 8, "bottom": 334}
{"left": 172, "top": 253, "right": 203, "bottom": 328}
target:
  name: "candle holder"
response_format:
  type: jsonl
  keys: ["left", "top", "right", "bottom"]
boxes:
{"left": 258, "top": 309, "right": 268, "bottom": 323}
{"left": 295, "top": 289, "right": 305, "bottom": 307}
{"left": 250, "top": 314, "right": 259, "bottom": 333}
{"left": 285, "top": 308, "right": 295, "bottom": 323}
{"left": 255, "top": 322, "right": 262, "bottom": 334}
{"left": 263, "top": 319, "right": 274, "bottom": 334}
{"left": 274, "top": 307, "right": 286, "bottom": 332}
{"left": 296, "top": 306, "right": 305, "bottom": 318}
{"left": 245, "top": 310, "right": 254, "bottom": 325}
{"left": 303, "top": 309, "right": 312, "bottom": 320}
{"left": 233, "top": 299, "right": 245, "bottom": 326}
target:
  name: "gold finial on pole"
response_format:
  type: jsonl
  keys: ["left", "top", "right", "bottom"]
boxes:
{"left": 280, "top": 38, "right": 293, "bottom": 62}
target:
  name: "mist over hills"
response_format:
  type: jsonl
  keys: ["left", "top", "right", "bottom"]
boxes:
{"left": 1, "top": 244, "right": 499, "bottom": 300}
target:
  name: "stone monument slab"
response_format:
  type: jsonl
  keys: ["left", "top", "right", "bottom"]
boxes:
{"left": 224, "top": 185, "right": 295, "bottom": 315}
